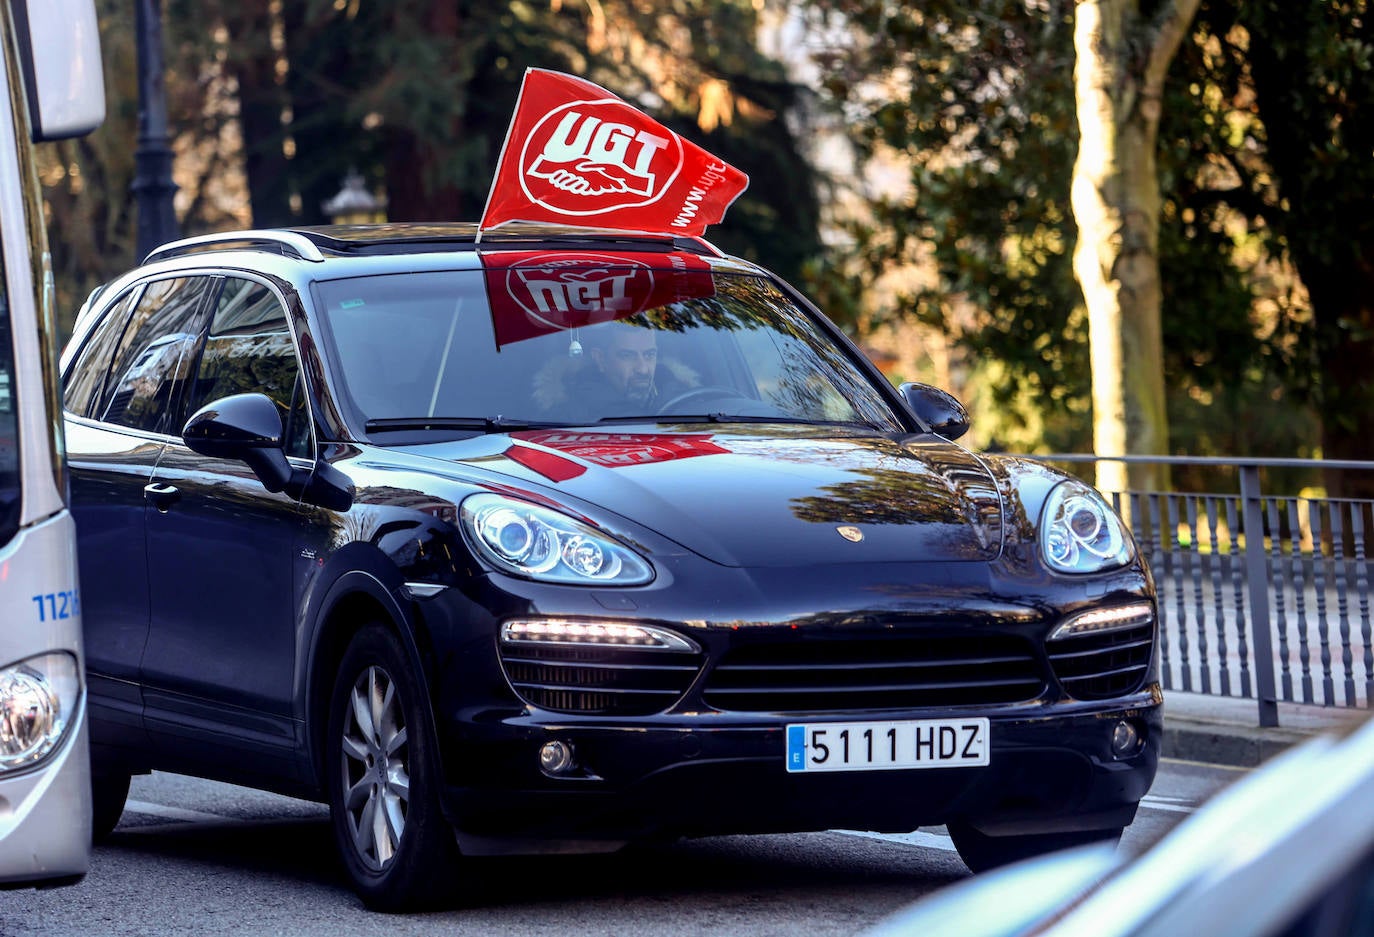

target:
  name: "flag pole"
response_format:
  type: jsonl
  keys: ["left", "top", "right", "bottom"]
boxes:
{"left": 477, "top": 67, "right": 534, "bottom": 247}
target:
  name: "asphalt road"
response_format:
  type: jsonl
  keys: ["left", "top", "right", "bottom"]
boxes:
{"left": 2, "top": 759, "right": 1242, "bottom": 937}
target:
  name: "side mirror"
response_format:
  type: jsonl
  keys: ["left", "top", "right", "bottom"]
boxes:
{"left": 183, "top": 393, "right": 292, "bottom": 492}
{"left": 898, "top": 382, "right": 970, "bottom": 441}
{"left": 182, "top": 393, "right": 355, "bottom": 511}
{"left": 15, "top": 0, "right": 106, "bottom": 141}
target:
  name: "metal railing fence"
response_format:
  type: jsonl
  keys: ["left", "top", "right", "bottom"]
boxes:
{"left": 1028, "top": 454, "right": 1374, "bottom": 728}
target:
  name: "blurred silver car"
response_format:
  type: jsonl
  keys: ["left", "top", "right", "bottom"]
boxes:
{"left": 865, "top": 716, "right": 1374, "bottom": 937}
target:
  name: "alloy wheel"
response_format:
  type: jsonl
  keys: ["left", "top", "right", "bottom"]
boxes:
{"left": 339, "top": 664, "right": 411, "bottom": 872}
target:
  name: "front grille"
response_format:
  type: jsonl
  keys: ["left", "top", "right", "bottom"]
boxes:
{"left": 1047, "top": 624, "right": 1154, "bottom": 700}
{"left": 499, "top": 642, "right": 704, "bottom": 716}
{"left": 702, "top": 634, "right": 1045, "bottom": 713}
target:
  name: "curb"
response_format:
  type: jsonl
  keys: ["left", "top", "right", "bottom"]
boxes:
{"left": 1162, "top": 717, "right": 1315, "bottom": 769}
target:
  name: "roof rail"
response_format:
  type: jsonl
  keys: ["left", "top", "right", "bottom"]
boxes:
{"left": 470, "top": 228, "right": 722, "bottom": 258}
{"left": 143, "top": 230, "right": 327, "bottom": 265}
{"left": 288, "top": 223, "right": 724, "bottom": 258}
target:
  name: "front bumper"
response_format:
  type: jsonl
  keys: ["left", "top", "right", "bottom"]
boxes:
{"left": 416, "top": 554, "right": 1161, "bottom": 853}
{"left": 438, "top": 691, "right": 1161, "bottom": 853}
{"left": 0, "top": 705, "right": 91, "bottom": 888}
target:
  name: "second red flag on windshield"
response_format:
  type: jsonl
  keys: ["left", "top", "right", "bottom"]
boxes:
{"left": 480, "top": 69, "right": 749, "bottom": 237}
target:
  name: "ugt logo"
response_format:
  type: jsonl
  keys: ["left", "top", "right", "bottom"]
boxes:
{"left": 505, "top": 254, "right": 656, "bottom": 331}
{"left": 520, "top": 100, "right": 685, "bottom": 215}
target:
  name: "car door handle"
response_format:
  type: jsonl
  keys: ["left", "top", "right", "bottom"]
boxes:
{"left": 144, "top": 482, "right": 180, "bottom": 511}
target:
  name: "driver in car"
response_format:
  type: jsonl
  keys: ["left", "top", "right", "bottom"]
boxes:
{"left": 557, "top": 318, "right": 694, "bottom": 418}
{"left": 585, "top": 323, "right": 660, "bottom": 408}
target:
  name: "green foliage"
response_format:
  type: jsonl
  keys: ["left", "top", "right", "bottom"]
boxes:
{"left": 1152, "top": 0, "right": 1374, "bottom": 487}
{"left": 800, "top": 0, "right": 1091, "bottom": 443}
{"left": 802, "top": 0, "right": 1320, "bottom": 464}
{"left": 38, "top": 0, "right": 1369, "bottom": 478}
{"left": 1204, "top": 3, "right": 1374, "bottom": 412}
{"left": 213, "top": 0, "right": 825, "bottom": 282}
{"left": 39, "top": 1, "right": 827, "bottom": 330}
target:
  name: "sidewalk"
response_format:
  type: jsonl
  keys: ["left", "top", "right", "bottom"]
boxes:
{"left": 1161, "top": 690, "right": 1365, "bottom": 768}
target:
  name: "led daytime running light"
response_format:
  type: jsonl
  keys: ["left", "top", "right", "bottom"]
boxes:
{"left": 502, "top": 619, "right": 699, "bottom": 652}
{"left": 1050, "top": 603, "right": 1155, "bottom": 641}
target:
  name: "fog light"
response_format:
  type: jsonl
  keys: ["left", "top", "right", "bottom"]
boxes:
{"left": 1110, "top": 719, "right": 1143, "bottom": 759}
{"left": 540, "top": 740, "right": 576, "bottom": 776}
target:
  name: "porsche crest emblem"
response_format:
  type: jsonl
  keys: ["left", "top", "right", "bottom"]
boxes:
{"left": 836, "top": 526, "right": 864, "bottom": 543}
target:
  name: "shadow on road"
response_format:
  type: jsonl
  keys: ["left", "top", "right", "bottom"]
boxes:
{"left": 103, "top": 814, "right": 968, "bottom": 915}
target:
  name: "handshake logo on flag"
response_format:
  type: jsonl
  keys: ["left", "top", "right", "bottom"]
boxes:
{"left": 526, "top": 108, "right": 672, "bottom": 203}
{"left": 482, "top": 69, "right": 748, "bottom": 236}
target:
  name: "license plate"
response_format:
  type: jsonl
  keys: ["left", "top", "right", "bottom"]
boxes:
{"left": 785, "top": 718, "right": 990, "bottom": 773}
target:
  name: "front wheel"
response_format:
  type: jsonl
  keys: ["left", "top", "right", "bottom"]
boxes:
{"left": 90, "top": 769, "right": 131, "bottom": 842}
{"left": 325, "top": 624, "right": 460, "bottom": 911}
{"left": 946, "top": 821, "right": 1123, "bottom": 873}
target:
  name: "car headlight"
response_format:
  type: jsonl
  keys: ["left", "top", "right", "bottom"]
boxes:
{"left": 460, "top": 493, "right": 654, "bottom": 585}
{"left": 1040, "top": 480, "right": 1133, "bottom": 574}
{"left": 0, "top": 651, "right": 81, "bottom": 773}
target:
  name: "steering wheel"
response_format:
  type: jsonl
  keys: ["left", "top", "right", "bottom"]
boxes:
{"left": 656, "top": 385, "right": 739, "bottom": 414}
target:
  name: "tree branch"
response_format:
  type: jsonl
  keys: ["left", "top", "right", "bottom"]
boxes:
{"left": 1143, "top": 0, "right": 1202, "bottom": 97}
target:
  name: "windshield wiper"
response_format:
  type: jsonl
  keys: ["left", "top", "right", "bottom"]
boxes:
{"left": 595, "top": 413, "right": 711, "bottom": 424}
{"left": 364, "top": 416, "right": 565, "bottom": 434}
{"left": 597, "top": 413, "right": 884, "bottom": 430}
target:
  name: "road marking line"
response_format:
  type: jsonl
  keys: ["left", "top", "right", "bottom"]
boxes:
{"left": 124, "top": 799, "right": 239, "bottom": 825}
{"left": 1139, "top": 796, "right": 1194, "bottom": 814}
{"left": 830, "top": 829, "right": 957, "bottom": 852}
{"left": 1160, "top": 756, "right": 1249, "bottom": 772}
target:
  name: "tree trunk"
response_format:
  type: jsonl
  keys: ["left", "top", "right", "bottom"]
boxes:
{"left": 281, "top": 2, "right": 362, "bottom": 226}
{"left": 1071, "top": 0, "right": 1199, "bottom": 496}
{"left": 383, "top": 130, "right": 468, "bottom": 221}
{"left": 381, "top": 0, "right": 468, "bottom": 222}
{"left": 222, "top": 0, "right": 295, "bottom": 227}
{"left": 1238, "top": 3, "right": 1374, "bottom": 499}
{"left": 1308, "top": 286, "right": 1374, "bottom": 499}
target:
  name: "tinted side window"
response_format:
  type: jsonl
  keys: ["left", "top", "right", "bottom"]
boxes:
{"left": 95, "top": 277, "right": 216, "bottom": 432}
{"left": 63, "top": 286, "right": 142, "bottom": 417}
{"left": 184, "top": 278, "right": 310, "bottom": 458}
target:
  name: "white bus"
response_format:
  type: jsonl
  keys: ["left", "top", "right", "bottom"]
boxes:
{"left": 0, "top": 0, "right": 105, "bottom": 888}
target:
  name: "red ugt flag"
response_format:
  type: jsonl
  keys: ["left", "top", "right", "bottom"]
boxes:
{"left": 479, "top": 69, "right": 749, "bottom": 237}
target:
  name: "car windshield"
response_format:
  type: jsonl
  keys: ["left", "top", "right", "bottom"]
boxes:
{"left": 311, "top": 262, "right": 905, "bottom": 438}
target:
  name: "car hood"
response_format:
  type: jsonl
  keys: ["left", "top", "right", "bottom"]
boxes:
{"left": 400, "top": 426, "right": 1004, "bottom": 568}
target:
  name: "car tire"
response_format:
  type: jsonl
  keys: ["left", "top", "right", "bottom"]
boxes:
{"left": 90, "top": 769, "right": 131, "bottom": 841}
{"left": 946, "top": 821, "right": 1123, "bottom": 873}
{"left": 325, "top": 624, "right": 461, "bottom": 911}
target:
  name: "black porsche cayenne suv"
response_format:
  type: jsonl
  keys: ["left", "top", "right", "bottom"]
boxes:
{"left": 60, "top": 223, "right": 1160, "bottom": 910}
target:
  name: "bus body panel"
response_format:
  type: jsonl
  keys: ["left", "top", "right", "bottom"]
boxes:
{"left": 0, "top": 511, "right": 89, "bottom": 887}
{"left": 0, "top": 20, "right": 63, "bottom": 528}
{"left": 0, "top": 0, "right": 104, "bottom": 887}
